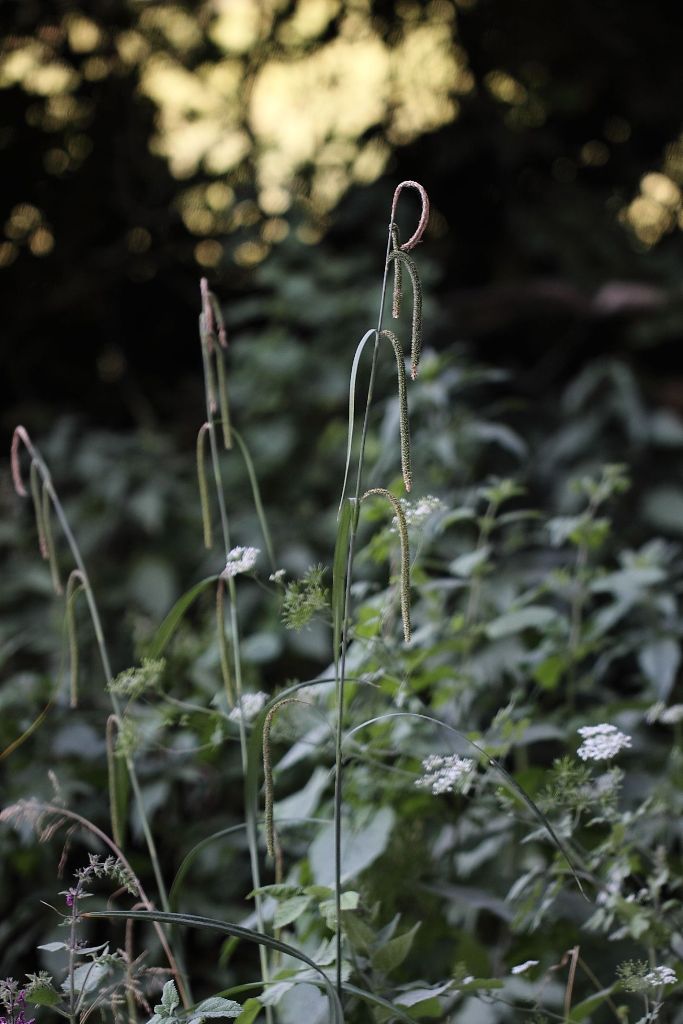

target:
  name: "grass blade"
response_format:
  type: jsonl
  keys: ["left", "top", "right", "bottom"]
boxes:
{"left": 332, "top": 499, "right": 354, "bottom": 669}
{"left": 146, "top": 576, "right": 219, "bottom": 659}
{"left": 338, "top": 328, "right": 377, "bottom": 513}
{"left": 231, "top": 428, "right": 276, "bottom": 572}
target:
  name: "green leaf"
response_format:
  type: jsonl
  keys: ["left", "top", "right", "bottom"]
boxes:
{"left": 188, "top": 996, "right": 242, "bottom": 1021}
{"left": 338, "top": 328, "right": 378, "bottom": 512}
{"left": 373, "top": 922, "right": 421, "bottom": 974}
{"left": 486, "top": 606, "right": 557, "bottom": 639}
{"left": 342, "top": 911, "right": 375, "bottom": 951}
{"left": 568, "top": 987, "right": 615, "bottom": 1022}
{"left": 27, "top": 984, "right": 61, "bottom": 1008}
{"left": 639, "top": 638, "right": 680, "bottom": 700}
{"left": 235, "top": 999, "right": 261, "bottom": 1024}
{"left": 273, "top": 895, "right": 312, "bottom": 928}
{"left": 146, "top": 576, "right": 219, "bottom": 659}
{"left": 310, "top": 807, "right": 395, "bottom": 885}
{"left": 160, "top": 981, "right": 180, "bottom": 1016}
{"left": 37, "top": 941, "right": 68, "bottom": 952}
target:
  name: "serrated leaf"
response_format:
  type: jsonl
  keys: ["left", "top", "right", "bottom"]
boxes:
{"left": 189, "top": 996, "right": 242, "bottom": 1020}
{"left": 27, "top": 985, "right": 61, "bottom": 1008}
{"left": 274, "top": 895, "right": 312, "bottom": 928}
{"left": 373, "top": 922, "right": 421, "bottom": 974}
{"left": 160, "top": 980, "right": 180, "bottom": 1015}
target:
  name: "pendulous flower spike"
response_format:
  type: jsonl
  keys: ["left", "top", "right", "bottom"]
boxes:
{"left": 390, "top": 180, "right": 430, "bottom": 252}
{"left": 196, "top": 422, "right": 213, "bottom": 549}
{"left": 262, "top": 697, "right": 307, "bottom": 861}
{"left": 361, "top": 488, "right": 412, "bottom": 643}
{"left": 65, "top": 570, "right": 86, "bottom": 709}
{"left": 380, "top": 329, "right": 412, "bottom": 492}
{"left": 11, "top": 425, "right": 33, "bottom": 497}
{"left": 390, "top": 223, "right": 402, "bottom": 319}
{"left": 388, "top": 250, "right": 423, "bottom": 380}
{"left": 29, "top": 461, "right": 48, "bottom": 559}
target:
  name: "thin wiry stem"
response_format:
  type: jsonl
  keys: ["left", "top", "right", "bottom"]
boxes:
{"left": 197, "top": 287, "right": 271, "bottom": 1009}
{"left": 10, "top": 427, "right": 188, "bottom": 1005}
{"left": 334, "top": 181, "right": 428, "bottom": 998}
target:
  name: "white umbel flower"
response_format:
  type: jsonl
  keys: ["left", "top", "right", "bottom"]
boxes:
{"left": 221, "top": 546, "right": 260, "bottom": 578}
{"left": 269, "top": 568, "right": 286, "bottom": 582}
{"left": 415, "top": 754, "right": 475, "bottom": 795}
{"left": 511, "top": 960, "right": 539, "bottom": 975}
{"left": 643, "top": 966, "right": 677, "bottom": 987}
{"left": 229, "top": 691, "right": 268, "bottom": 723}
{"left": 393, "top": 495, "right": 445, "bottom": 530}
{"left": 577, "top": 724, "right": 632, "bottom": 761}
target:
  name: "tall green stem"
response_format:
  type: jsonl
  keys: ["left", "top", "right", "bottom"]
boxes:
{"left": 334, "top": 222, "right": 394, "bottom": 996}
{"left": 198, "top": 333, "right": 271, "bottom": 1005}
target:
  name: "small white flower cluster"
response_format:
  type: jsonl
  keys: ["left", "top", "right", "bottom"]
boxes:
{"left": 221, "top": 546, "right": 260, "bottom": 578}
{"left": 577, "top": 724, "right": 632, "bottom": 762}
{"left": 415, "top": 754, "right": 475, "bottom": 795}
{"left": 511, "top": 960, "right": 539, "bottom": 975}
{"left": 643, "top": 965, "right": 677, "bottom": 987}
{"left": 393, "top": 495, "right": 445, "bottom": 530}
{"left": 269, "top": 568, "right": 286, "bottom": 582}
{"left": 228, "top": 691, "right": 268, "bottom": 723}
{"left": 647, "top": 702, "right": 683, "bottom": 725}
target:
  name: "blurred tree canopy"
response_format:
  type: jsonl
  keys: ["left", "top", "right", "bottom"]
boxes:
{"left": 2, "top": 0, "right": 683, "bottom": 435}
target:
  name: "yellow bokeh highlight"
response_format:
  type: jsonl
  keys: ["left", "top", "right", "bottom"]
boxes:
{"left": 66, "top": 16, "right": 102, "bottom": 54}
{"left": 29, "top": 227, "right": 55, "bottom": 256}
{"left": 195, "top": 239, "right": 223, "bottom": 266}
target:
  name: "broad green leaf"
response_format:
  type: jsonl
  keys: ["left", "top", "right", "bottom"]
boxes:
{"left": 188, "top": 996, "right": 242, "bottom": 1020}
{"left": 486, "top": 607, "right": 557, "bottom": 639}
{"left": 395, "top": 981, "right": 453, "bottom": 1009}
{"left": 146, "top": 576, "right": 219, "bottom": 659}
{"left": 160, "top": 981, "right": 180, "bottom": 1015}
{"left": 639, "top": 638, "right": 680, "bottom": 699}
{"left": 277, "top": 984, "right": 328, "bottom": 1024}
{"left": 26, "top": 984, "right": 60, "bottom": 1008}
{"left": 273, "top": 895, "right": 312, "bottom": 928}
{"left": 342, "top": 911, "right": 375, "bottom": 951}
{"left": 38, "top": 941, "right": 68, "bottom": 952}
{"left": 449, "top": 546, "right": 490, "bottom": 578}
{"left": 310, "top": 807, "right": 395, "bottom": 886}
{"left": 568, "top": 987, "right": 615, "bottom": 1022}
{"left": 373, "top": 922, "right": 421, "bottom": 974}
{"left": 235, "top": 999, "right": 261, "bottom": 1024}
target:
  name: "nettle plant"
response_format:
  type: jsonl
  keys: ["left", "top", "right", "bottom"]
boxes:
{"left": 3, "top": 181, "right": 683, "bottom": 1024}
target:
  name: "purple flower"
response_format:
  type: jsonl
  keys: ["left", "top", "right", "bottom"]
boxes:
{"left": 65, "top": 888, "right": 78, "bottom": 908}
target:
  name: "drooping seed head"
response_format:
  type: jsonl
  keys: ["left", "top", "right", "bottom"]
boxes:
{"left": 390, "top": 180, "right": 430, "bottom": 252}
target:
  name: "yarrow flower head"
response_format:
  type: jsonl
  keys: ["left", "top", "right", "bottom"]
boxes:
{"left": 221, "top": 546, "right": 260, "bottom": 579}
{"left": 643, "top": 966, "right": 677, "bottom": 987}
{"left": 229, "top": 691, "right": 268, "bottom": 724}
{"left": 511, "top": 960, "right": 539, "bottom": 975}
{"left": 577, "top": 724, "right": 632, "bottom": 761}
{"left": 393, "top": 495, "right": 445, "bottom": 530}
{"left": 415, "top": 754, "right": 475, "bottom": 795}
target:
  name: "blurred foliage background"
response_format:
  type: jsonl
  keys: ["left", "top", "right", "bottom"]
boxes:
{"left": 2, "top": 0, "right": 683, "bottom": 1012}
